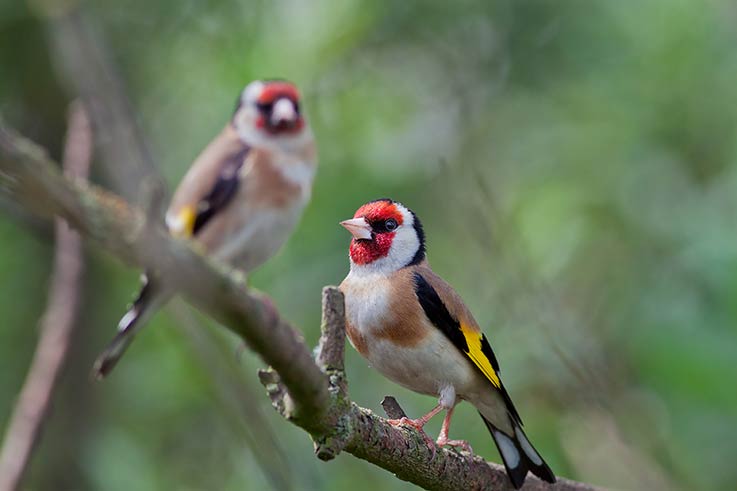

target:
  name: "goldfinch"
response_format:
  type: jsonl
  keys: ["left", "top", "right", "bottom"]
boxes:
{"left": 93, "top": 80, "right": 317, "bottom": 379}
{"left": 338, "top": 199, "right": 556, "bottom": 489}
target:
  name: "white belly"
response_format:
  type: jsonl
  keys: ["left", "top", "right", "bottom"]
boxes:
{"left": 366, "top": 330, "right": 475, "bottom": 397}
{"left": 214, "top": 198, "right": 307, "bottom": 271}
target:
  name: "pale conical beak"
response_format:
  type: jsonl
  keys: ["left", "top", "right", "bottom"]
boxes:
{"left": 271, "top": 98, "right": 297, "bottom": 125}
{"left": 340, "top": 217, "right": 372, "bottom": 240}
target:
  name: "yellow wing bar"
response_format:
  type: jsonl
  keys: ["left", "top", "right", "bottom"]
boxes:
{"left": 168, "top": 206, "right": 197, "bottom": 238}
{"left": 460, "top": 324, "right": 501, "bottom": 389}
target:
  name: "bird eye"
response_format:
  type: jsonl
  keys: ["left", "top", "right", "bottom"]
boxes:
{"left": 256, "top": 102, "right": 274, "bottom": 113}
{"left": 385, "top": 218, "right": 398, "bottom": 231}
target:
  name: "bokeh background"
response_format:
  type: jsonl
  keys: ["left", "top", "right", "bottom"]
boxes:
{"left": 2, "top": 0, "right": 737, "bottom": 489}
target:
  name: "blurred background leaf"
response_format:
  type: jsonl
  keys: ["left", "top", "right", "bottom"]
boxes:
{"left": 2, "top": 0, "right": 737, "bottom": 489}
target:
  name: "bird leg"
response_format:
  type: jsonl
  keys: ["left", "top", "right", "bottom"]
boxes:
{"left": 387, "top": 404, "right": 444, "bottom": 454}
{"left": 435, "top": 405, "right": 474, "bottom": 459}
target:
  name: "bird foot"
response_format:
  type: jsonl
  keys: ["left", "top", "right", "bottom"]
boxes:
{"left": 436, "top": 436, "right": 474, "bottom": 462}
{"left": 387, "top": 417, "right": 437, "bottom": 458}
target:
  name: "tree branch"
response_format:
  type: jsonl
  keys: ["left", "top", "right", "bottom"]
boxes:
{"left": 0, "top": 118, "right": 331, "bottom": 432}
{"left": 0, "top": 103, "right": 90, "bottom": 491}
{"left": 0, "top": 120, "right": 603, "bottom": 491}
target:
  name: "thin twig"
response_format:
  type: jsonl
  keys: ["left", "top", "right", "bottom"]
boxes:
{"left": 315, "top": 287, "right": 347, "bottom": 374}
{"left": 381, "top": 396, "right": 407, "bottom": 419}
{"left": 0, "top": 103, "right": 90, "bottom": 491}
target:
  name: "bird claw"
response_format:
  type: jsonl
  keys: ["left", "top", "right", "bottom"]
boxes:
{"left": 386, "top": 416, "right": 421, "bottom": 430}
{"left": 436, "top": 437, "right": 474, "bottom": 462}
{"left": 387, "top": 417, "right": 437, "bottom": 459}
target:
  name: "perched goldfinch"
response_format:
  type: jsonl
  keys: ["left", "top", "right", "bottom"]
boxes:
{"left": 339, "top": 199, "right": 555, "bottom": 489}
{"left": 93, "top": 80, "right": 317, "bottom": 379}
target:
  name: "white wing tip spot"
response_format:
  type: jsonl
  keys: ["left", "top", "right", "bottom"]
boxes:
{"left": 494, "top": 430, "right": 520, "bottom": 468}
{"left": 515, "top": 425, "right": 543, "bottom": 466}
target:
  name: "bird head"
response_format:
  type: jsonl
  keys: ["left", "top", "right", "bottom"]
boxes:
{"left": 232, "top": 80, "right": 310, "bottom": 151}
{"left": 340, "top": 199, "right": 426, "bottom": 274}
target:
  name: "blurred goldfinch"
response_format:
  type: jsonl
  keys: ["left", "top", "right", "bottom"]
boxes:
{"left": 338, "top": 199, "right": 555, "bottom": 489}
{"left": 93, "top": 80, "right": 317, "bottom": 379}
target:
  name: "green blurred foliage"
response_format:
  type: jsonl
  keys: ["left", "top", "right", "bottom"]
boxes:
{"left": 2, "top": 0, "right": 737, "bottom": 489}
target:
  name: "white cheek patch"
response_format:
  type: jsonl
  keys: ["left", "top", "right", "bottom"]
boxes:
{"left": 243, "top": 80, "right": 265, "bottom": 104}
{"left": 389, "top": 227, "right": 419, "bottom": 261}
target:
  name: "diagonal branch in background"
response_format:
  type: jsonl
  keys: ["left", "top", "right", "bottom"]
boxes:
{"left": 0, "top": 121, "right": 603, "bottom": 491}
{"left": 0, "top": 103, "right": 91, "bottom": 491}
{"left": 168, "top": 303, "right": 293, "bottom": 491}
{"left": 37, "top": 3, "right": 160, "bottom": 203}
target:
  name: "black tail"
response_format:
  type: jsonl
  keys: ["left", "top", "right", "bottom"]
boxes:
{"left": 93, "top": 275, "right": 161, "bottom": 380}
{"left": 481, "top": 413, "right": 556, "bottom": 489}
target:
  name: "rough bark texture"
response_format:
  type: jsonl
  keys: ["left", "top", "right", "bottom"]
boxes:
{"left": 0, "top": 120, "right": 604, "bottom": 491}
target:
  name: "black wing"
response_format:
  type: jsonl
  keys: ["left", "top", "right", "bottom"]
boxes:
{"left": 413, "top": 272, "right": 522, "bottom": 424}
{"left": 192, "top": 147, "right": 249, "bottom": 235}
